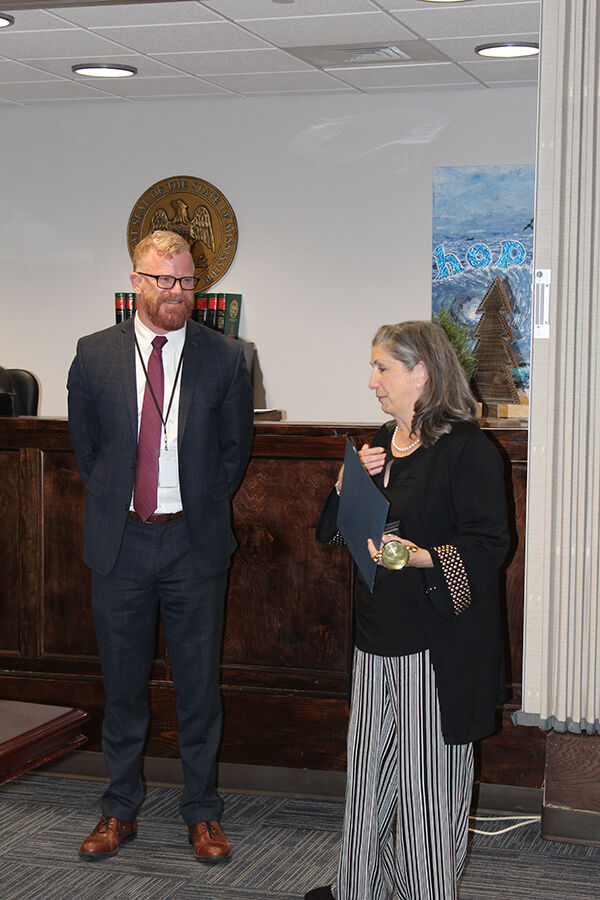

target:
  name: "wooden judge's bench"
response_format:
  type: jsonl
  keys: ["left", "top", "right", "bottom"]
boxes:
{"left": 0, "top": 418, "right": 542, "bottom": 799}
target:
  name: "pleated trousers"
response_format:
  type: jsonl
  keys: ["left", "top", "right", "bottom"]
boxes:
{"left": 335, "top": 648, "right": 473, "bottom": 900}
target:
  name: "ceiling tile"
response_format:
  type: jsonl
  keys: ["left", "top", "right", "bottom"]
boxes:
{"left": 379, "top": 0, "right": 537, "bottom": 9}
{"left": 362, "top": 82, "right": 483, "bottom": 94}
{"left": 0, "top": 79, "right": 116, "bottom": 101}
{"left": 461, "top": 56, "right": 539, "bottom": 81}
{"left": 201, "top": 69, "right": 354, "bottom": 94}
{"left": 90, "top": 21, "right": 268, "bottom": 54}
{"left": 0, "top": 28, "right": 133, "bottom": 59}
{"left": 203, "top": 0, "right": 379, "bottom": 17}
{"left": 484, "top": 79, "right": 538, "bottom": 89}
{"left": 331, "top": 61, "right": 478, "bottom": 89}
{"left": 91, "top": 74, "right": 230, "bottom": 97}
{"left": 54, "top": 2, "right": 222, "bottom": 28}
{"left": 0, "top": 59, "right": 61, "bottom": 82}
{"left": 389, "top": 1, "right": 541, "bottom": 39}
{"left": 155, "top": 48, "right": 312, "bottom": 76}
{"left": 237, "top": 12, "right": 414, "bottom": 47}
{"left": 0, "top": 9, "right": 77, "bottom": 31}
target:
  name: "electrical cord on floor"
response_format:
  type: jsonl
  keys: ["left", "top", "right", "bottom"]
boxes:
{"left": 468, "top": 814, "right": 541, "bottom": 836}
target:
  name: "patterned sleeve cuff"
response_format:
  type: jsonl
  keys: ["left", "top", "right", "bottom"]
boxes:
{"left": 431, "top": 544, "right": 471, "bottom": 615}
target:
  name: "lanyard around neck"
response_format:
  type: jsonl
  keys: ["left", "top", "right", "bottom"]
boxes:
{"left": 134, "top": 333, "right": 184, "bottom": 451}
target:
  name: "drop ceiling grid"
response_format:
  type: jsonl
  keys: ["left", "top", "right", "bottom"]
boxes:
{"left": 0, "top": 0, "right": 540, "bottom": 105}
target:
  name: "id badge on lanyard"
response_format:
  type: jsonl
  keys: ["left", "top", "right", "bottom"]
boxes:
{"left": 159, "top": 446, "right": 178, "bottom": 487}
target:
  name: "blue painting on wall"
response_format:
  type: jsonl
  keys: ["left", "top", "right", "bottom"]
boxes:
{"left": 432, "top": 165, "right": 534, "bottom": 398}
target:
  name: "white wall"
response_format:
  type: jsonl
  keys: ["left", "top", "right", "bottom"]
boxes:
{"left": 1, "top": 86, "right": 537, "bottom": 421}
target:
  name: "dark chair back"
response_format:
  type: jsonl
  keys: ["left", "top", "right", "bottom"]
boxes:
{"left": 0, "top": 368, "right": 39, "bottom": 415}
{"left": 0, "top": 393, "right": 17, "bottom": 415}
{"left": 0, "top": 367, "right": 16, "bottom": 416}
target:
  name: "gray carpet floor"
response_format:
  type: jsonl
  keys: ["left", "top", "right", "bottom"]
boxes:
{"left": 0, "top": 774, "right": 599, "bottom": 899}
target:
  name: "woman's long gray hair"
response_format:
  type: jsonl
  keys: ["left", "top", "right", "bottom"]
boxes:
{"left": 373, "top": 320, "right": 477, "bottom": 446}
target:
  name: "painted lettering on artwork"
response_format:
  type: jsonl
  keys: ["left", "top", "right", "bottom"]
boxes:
{"left": 433, "top": 240, "right": 526, "bottom": 279}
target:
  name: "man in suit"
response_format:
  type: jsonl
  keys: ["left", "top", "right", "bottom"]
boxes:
{"left": 68, "top": 230, "right": 253, "bottom": 863}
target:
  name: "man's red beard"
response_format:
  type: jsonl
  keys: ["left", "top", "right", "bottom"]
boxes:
{"left": 139, "top": 290, "right": 194, "bottom": 332}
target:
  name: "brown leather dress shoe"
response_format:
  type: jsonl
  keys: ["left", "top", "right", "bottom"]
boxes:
{"left": 188, "top": 820, "right": 232, "bottom": 864}
{"left": 79, "top": 815, "right": 137, "bottom": 860}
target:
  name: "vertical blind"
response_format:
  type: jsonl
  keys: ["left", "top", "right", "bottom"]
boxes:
{"left": 515, "top": 0, "right": 600, "bottom": 734}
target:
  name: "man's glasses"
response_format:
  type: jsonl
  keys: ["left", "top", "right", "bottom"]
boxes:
{"left": 137, "top": 272, "right": 199, "bottom": 291}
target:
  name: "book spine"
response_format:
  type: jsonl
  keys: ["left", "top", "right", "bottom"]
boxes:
{"left": 223, "top": 293, "right": 242, "bottom": 338}
{"left": 115, "top": 293, "right": 126, "bottom": 324}
{"left": 216, "top": 293, "right": 226, "bottom": 333}
{"left": 205, "top": 293, "right": 218, "bottom": 329}
{"left": 196, "top": 293, "right": 208, "bottom": 325}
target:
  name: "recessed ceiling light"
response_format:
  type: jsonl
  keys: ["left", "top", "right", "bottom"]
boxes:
{"left": 72, "top": 63, "right": 138, "bottom": 78}
{"left": 475, "top": 42, "right": 539, "bottom": 59}
{"left": 0, "top": 13, "right": 15, "bottom": 27}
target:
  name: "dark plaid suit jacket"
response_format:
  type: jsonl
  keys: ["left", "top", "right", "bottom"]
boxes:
{"left": 67, "top": 317, "right": 254, "bottom": 577}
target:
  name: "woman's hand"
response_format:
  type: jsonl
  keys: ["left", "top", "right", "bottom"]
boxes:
{"left": 335, "top": 444, "right": 386, "bottom": 492}
{"left": 367, "top": 535, "right": 433, "bottom": 569}
{"left": 359, "top": 443, "right": 386, "bottom": 476}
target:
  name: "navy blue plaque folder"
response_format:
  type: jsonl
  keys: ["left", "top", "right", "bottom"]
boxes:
{"left": 336, "top": 438, "right": 390, "bottom": 591}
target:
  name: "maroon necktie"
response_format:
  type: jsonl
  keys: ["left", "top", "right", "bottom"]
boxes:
{"left": 133, "top": 335, "right": 167, "bottom": 521}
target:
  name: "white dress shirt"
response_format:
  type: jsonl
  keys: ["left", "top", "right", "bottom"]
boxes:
{"left": 131, "top": 315, "right": 186, "bottom": 513}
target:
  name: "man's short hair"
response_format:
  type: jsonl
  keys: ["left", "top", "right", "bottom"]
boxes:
{"left": 132, "top": 230, "right": 192, "bottom": 269}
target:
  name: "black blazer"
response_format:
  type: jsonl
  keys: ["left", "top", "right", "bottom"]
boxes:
{"left": 67, "top": 317, "right": 254, "bottom": 578}
{"left": 317, "top": 420, "right": 510, "bottom": 745}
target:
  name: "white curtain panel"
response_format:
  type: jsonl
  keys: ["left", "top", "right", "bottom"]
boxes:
{"left": 515, "top": 0, "right": 600, "bottom": 734}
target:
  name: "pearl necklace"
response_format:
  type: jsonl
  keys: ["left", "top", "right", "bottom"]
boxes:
{"left": 392, "top": 426, "right": 421, "bottom": 454}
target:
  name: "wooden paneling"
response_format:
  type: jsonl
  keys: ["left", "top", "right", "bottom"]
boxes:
{"left": 226, "top": 458, "right": 351, "bottom": 677}
{"left": 220, "top": 692, "right": 349, "bottom": 770}
{"left": 542, "top": 732, "right": 600, "bottom": 844}
{"left": 19, "top": 447, "right": 42, "bottom": 659}
{"left": 0, "top": 419, "right": 535, "bottom": 787}
{"left": 544, "top": 732, "right": 600, "bottom": 812}
{"left": 502, "top": 461, "right": 527, "bottom": 695}
{"left": 42, "top": 451, "right": 94, "bottom": 658}
{"left": 0, "top": 449, "right": 20, "bottom": 653}
{"left": 477, "top": 705, "right": 546, "bottom": 787}
{"left": 486, "top": 431, "right": 527, "bottom": 698}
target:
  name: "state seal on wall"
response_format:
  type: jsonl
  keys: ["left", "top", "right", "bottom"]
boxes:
{"left": 127, "top": 176, "right": 238, "bottom": 290}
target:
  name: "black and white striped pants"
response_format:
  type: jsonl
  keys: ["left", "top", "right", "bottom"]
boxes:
{"left": 334, "top": 649, "right": 473, "bottom": 900}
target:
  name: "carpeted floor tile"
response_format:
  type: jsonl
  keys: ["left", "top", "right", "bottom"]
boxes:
{"left": 0, "top": 774, "right": 599, "bottom": 900}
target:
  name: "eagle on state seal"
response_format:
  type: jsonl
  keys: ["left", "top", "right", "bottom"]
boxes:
{"left": 150, "top": 200, "right": 215, "bottom": 269}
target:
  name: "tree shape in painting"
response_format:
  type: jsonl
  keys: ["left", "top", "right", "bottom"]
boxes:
{"left": 471, "top": 276, "right": 519, "bottom": 414}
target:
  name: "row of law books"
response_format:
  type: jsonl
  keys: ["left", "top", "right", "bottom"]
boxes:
{"left": 114, "top": 291, "right": 242, "bottom": 339}
{"left": 193, "top": 292, "right": 242, "bottom": 339}
{"left": 115, "top": 292, "right": 136, "bottom": 321}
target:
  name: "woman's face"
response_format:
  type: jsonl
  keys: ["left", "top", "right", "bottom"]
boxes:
{"left": 369, "top": 344, "right": 424, "bottom": 425}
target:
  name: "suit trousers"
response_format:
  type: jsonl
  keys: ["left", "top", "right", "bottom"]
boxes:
{"left": 335, "top": 649, "right": 473, "bottom": 900}
{"left": 91, "top": 515, "right": 227, "bottom": 826}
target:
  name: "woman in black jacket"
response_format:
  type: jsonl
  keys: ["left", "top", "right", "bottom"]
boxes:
{"left": 305, "top": 321, "right": 510, "bottom": 900}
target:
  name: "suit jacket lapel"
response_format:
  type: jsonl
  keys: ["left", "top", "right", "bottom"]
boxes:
{"left": 117, "top": 318, "right": 138, "bottom": 446}
{"left": 178, "top": 320, "right": 203, "bottom": 445}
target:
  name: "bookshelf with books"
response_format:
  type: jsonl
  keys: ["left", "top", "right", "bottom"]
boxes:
{"left": 193, "top": 291, "right": 242, "bottom": 339}
{"left": 113, "top": 290, "right": 242, "bottom": 340}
